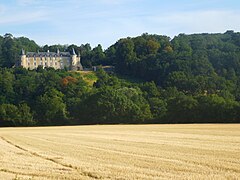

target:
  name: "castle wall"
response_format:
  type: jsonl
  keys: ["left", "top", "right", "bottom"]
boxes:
{"left": 21, "top": 55, "right": 27, "bottom": 67}
{"left": 18, "top": 50, "right": 82, "bottom": 70}
{"left": 24, "top": 56, "right": 70, "bottom": 70}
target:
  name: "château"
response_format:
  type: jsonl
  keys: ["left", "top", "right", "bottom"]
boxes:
{"left": 16, "top": 48, "right": 83, "bottom": 70}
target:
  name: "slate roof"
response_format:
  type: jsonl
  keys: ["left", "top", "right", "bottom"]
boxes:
{"left": 26, "top": 51, "right": 71, "bottom": 57}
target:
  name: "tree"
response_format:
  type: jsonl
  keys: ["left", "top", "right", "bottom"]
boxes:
{"left": 0, "top": 104, "right": 19, "bottom": 126}
{"left": 17, "top": 103, "right": 35, "bottom": 126}
{"left": 146, "top": 40, "right": 160, "bottom": 54}
{"left": 115, "top": 38, "right": 137, "bottom": 74}
{"left": 36, "top": 88, "right": 68, "bottom": 125}
{"left": 0, "top": 69, "right": 15, "bottom": 103}
{"left": 148, "top": 97, "right": 167, "bottom": 122}
{"left": 165, "top": 71, "right": 190, "bottom": 92}
{"left": 91, "top": 44, "right": 106, "bottom": 65}
{"left": 79, "top": 43, "right": 92, "bottom": 67}
{"left": 0, "top": 103, "right": 34, "bottom": 126}
{"left": 1, "top": 34, "right": 18, "bottom": 67}
{"left": 104, "top": 45, "right": 116, "bottom": 65}
{"left": 78, "top": 87, "right": 152, "bottom": 124}
{"left": 196, "top": 95, "right": 239, "bottom": 123}
{"left": 166, "top": 94, "right": 198, "bottom": 123}
{"left": 140, "top": 81, "right": 160, "bottom": 99}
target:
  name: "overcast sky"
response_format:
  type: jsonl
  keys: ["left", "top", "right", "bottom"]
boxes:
{"left": 0, "top": 0, "right": 240, "bottom": 48}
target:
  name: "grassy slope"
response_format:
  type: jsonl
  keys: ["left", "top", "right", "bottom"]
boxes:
{"left": 115, "top": 74, "right": 146, "bottom": 84}
{"left": 77, "top": 71, "right": 98, "bottom": 87}
{"left": 75, "top": 70, "right": 143, "bottom": 87}
{"left": 0, "top": 124, "right": 239, "bottom": 179}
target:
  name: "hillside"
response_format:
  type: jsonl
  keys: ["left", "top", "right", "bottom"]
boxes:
{"left": 0, "top": 31, "right": 240, "bottom": 126}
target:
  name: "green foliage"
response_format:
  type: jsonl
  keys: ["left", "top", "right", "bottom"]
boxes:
{"left": 78, "top": 86, "right": 152, "bottom": 124}
{"left": 196, "top": 95, "right": 239, "bottom": 123}
{"left": 0, "top": 33, "right": 39, "bottom": 67}
{"left": 1, "top": 31, "right": 240, "bottom": 126}
{"left": 167, "top": 94, "right": 198, "bottom": 123}
{"left": 0, "top": 103, "right": 34, "bottom": 126}
{"left": 36, "top": 88, "right": 68, "bottom": 125}
{"left": 148, "top": 97, "right": 167, "bottom": 122}
{"left": 17, "top": 103, "right": 35, "bottom": 126}
{"left": 0, "top": 69, "right": 15, "bottom": 103}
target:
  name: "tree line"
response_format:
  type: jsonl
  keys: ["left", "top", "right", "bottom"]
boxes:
{"left": 0, "top": 31, "right": 240, "bottom": 126}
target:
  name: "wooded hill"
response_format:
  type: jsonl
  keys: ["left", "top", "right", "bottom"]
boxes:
{"left": 0, "top": 31, "right": 240, "bottom": 126}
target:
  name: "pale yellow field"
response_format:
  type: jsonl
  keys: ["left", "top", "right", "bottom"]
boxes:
{"left": 0, "top": 124, "right": 240, "bottom": 180}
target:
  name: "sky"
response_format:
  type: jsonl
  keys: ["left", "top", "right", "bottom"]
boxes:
{"left": 0, "top": 0, "right": 240, "bottom": 49}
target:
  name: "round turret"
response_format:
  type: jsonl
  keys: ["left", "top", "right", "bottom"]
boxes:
{"left": 20, "top": 49, "right": 27, "bottom": 67}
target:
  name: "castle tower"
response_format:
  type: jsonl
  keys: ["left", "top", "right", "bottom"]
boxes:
{"left": 71, "top": 48, "right": 83, "bottom": 70}
{"left": 77, "top": 51, "right": 83, "bottom": 70}
{"left": 72, "top": 48, "right": 76, "bottom": 55}
{"left": 20, "top": 49, "right": 27, "bottom": 67}
{"left": 71, "top": 48, "right": 77, "bottom": 64}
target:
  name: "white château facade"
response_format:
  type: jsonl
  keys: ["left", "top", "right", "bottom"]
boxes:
{"left": 16, "top": 48, "right": 83, "bottom": 71}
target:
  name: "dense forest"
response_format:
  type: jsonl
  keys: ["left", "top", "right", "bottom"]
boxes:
{"left": 0, "top": 31, "right": 240, "bottom": 126}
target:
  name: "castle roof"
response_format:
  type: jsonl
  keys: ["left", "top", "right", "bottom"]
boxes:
{"left": 22, "top": 48, "right": 79, "bottom": 57}
{"left": 21, "top": 49, "right": 25, "bottom": 55}
{"left": 26, "top": 51, "right": 71, "bottom": 57}
{"left": 72, "top": 48, "right": 76, "bottom": 55}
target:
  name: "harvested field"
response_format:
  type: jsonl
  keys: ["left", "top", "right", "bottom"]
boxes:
{"left": 0, "top": 124, "right": 240, "bottom": 179}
